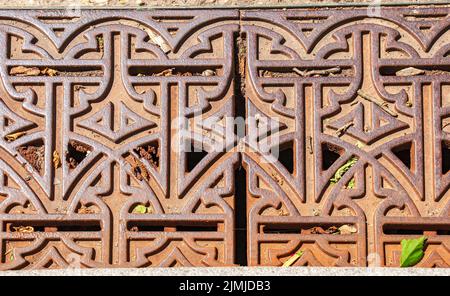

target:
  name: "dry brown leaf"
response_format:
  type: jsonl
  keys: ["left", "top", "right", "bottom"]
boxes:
{"left": 333, "top": 121, "right": 354, "bottom": 137}
{"left": 293, "top": 67, "right": 341, "bottom": 77}
{"left": 143, "top": 27, "right": 171, "bottom": 53}
{"left": 155, "top": 68, "right": 174, "bottom": 77}
{"left": 5, "top": 131, "right": 27, "bottom": 142}
{"left": 10, "top": 66, "right": 40, "bottom": 76}
{"left": 396, "top": 67, "right": 425, "bottom": 77}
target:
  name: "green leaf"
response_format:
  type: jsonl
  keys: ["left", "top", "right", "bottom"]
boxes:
{"left": 330, "top": 157, "right": 358, "bottom": 184}
{"left": 132, "top": 205, "right": 148, "bottom": 214}
{"left": 400, "top": 236, "right": 427, "bottom": 267}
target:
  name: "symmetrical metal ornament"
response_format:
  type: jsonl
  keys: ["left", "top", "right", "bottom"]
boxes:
{"left": 0, "top": 7, "right": 449, "bottom": 269}
{"left": 243, "top": 7, "right": 450, "bottom": 267}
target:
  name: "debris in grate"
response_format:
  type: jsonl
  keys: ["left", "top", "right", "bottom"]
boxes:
{"left": 293, "top": 66, "right": 342, "bottom": 77}
{"left": 135, "top": 68, "right": 217, "bottom": 77}
{"left": 97, "top": 36, "right": 104, "bottom": 52}
{"left": 53, "top": 150, "right": 61, "bottom": 169}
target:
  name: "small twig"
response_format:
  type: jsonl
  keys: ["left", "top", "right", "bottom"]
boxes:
{"left": 357, "top": 90, "right": 398, "bottom": 117}
{"left": 194, "top": 122, "right": 225, "bottom": 140}
{"left": 333, "top": 121, "right": 354, "bottom": 137}
{"left": 293, "top": 67, "right": 341, "bottom": 77}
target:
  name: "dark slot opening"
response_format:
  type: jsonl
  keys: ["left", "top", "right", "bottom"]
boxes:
{"left": 380, "top": 65, "right": 450, "bottom": 76}
{"left": 6, "top": 221, "right": 101, "bottom": 232}
{"left": 186, "top": 144, "right": 208, "bottom": 172}
{"left": 392, "top": 142, "right": 412, "bottom": 170}
{"left": 322, "top": 143, "right": 342, "bottom": 170}
{"left": 442, "top": 141, "right": 450, "bottom": 174}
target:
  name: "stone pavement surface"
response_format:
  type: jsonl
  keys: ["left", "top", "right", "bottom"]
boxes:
{"left": 0, "top": 1, "right": 446, "bottom": 9}
{"left": 0, "top": 6, "right": 449, "bottom": 271}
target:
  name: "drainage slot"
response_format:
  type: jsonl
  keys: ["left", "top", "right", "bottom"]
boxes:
{"left": 127, "top": 221, "right": 219, "bottom": 232}
{"left": 234, "top": 166, "right": 247, "bottom": 266}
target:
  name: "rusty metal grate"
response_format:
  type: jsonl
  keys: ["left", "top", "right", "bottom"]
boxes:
{"left": 0, "top": 7, "right": 449, "bottom": 269}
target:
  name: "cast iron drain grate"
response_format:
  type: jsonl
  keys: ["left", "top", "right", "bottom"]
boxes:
{"left": 0, "top": 7, "right": 449, "bottom": 269}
